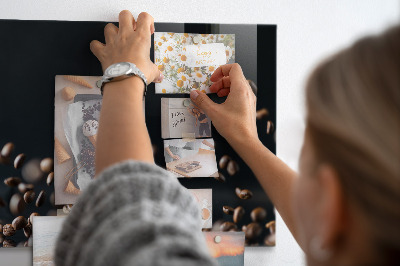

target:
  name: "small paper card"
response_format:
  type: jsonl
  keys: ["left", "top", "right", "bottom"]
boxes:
{"left": 203, "top": 232, "right": 245, "bottom": 266}
{"left": 163, "top": 138, "right": 218, "bottom": 178}
{"left": 154, "top": 32, "right": 235, "bottom": 94}
{"left": 161, "top": 98, "right": 212, "bottom": 139}
{"left": 189, "top": 189, "right": 212, "bottom": 228}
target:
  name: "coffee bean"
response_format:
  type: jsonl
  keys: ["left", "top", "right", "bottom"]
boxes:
{"left": 49, "top": 192, "right": 55, "bottom": 206}
{"left": 265, "top": 221, "right": 276, "bottom": 234}
{"left": 266, "top": 120, "right": 274, "bottom": 135}
{"left": 3, "top": 239, "right": 16, "bottom": 248}
{"left": 0, "top": 224, "right": 3, "bottom": 232}
{"left": 9, "top": 194, "right": 25, "bottom": 215}
{"left": 227, "top": 160, "right": 239, "bottom": 176}
{"left": 264, "top": 233, "right": 276, "bottom": 246}
{"left": 3, "top": 224, "right": 16, "bottom": 237}
{"left": 46, "top": 172, "right": 54, "bottom": 186}
{"left": 29, "top": 213, "right": 40, "bottom": 225}
{"left": 23, "top": 224, "right": 32, "bottom": 238}
{"left": 24, "top": 190, "right": 36, "bottom": 204}
{"left": 256, "top": 108, "right": 269, "bottom": 120}
{"left": 0, "top": 155, "right": 10, "bottom": 164}
{"left": 245, "top": 223, "right": 262, "bottom": 240}
{"left": 235, "top": 187, "right": 242, "bottom": 198}
{"left": 40, "top": 158, "right": 53, "bottom": 173}
{"left": 14, "top": 153, "right": 26, "bottom": 169}
{"left": 222, "top": 206, "right": 234, "bottom": 215}
{"left": 21, "top": 159, "right": 43, "bottom": 183}
{"left": 251, "top": 207, "right": 267, "bottom": 222}
{"left": 233, "top": 206, "right": 245, "bottom": 223}
{"left": 201, "top": 228, "right": 212, "bottom": 232}
{"left": 239, "top": 189, "right": 253, "bottom": 200}
{"left": 220, "top": 221, "right": 237, "bottom": 232}
{"left": 12, "top": 216, "right": 27, "bottom": 230}
{"left": 1, "top": 142, "right": 14, "bottom": 158}
{"left": 214, "top": 172, "right": 226, "bottom": 182}
{"left": 4, "top": 177, "right": 21, "bottom": 187}
{"left": 36, "top": 190, "right": 45, "bottom": 207}
{"left": 18, "top": 183, "right": 34, "bottom": 194}
{"left": 0, "top": 197, "right": 5, "bottom": 207}
{"left": 0, "top": 234, "right": 3, "bottom": 243}
{"left": 219, "top": 155, "right": 231, "bottom": 169}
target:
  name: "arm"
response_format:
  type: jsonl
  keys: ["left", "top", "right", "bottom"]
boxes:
{"left": 201, "top": 139, "right": 215, "bottom": 150}
{"left": 190, "top": 63, "right": 299, "bottom": 242}
{"left": 90, "top": 11, "right": 162, "bottom": 175}
{"left": 165, "top": 146, "right": 180, "bottom": 160}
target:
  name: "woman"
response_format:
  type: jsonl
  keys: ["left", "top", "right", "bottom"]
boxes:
{"left": 187, "top": 106, "right": 211, "bottom": 137}
{"left": 55, "top": 10, "right": 400, "bottom": 266}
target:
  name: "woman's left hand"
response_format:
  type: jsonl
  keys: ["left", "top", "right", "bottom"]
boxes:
{"left": 90, "top": 10, "right": 163, "bottom": 83}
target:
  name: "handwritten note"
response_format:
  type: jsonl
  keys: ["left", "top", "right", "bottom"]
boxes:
{"left": 184, "top": 43, "right": 226, "bottom": 67}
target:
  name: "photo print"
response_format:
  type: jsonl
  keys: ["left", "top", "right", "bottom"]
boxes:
{"left": 189, "top": 189, "right": 212, "bottom": 228}
{"left": 163, "top": 138, "right": 218, "bottom": 177}
{"left": 203, "top": 232, "right": 245, "bottom": 266}
{"left": 154, "top": 32, "right": 235, "bottom": 93}
{"left": 161, "top": 98, "right": 212, "bottom": 139}
{"left": 54, "top": 75, "right": 102, "bottom": 204}
{"left": 33, "top": 216, "right": 66, "bottom": 266}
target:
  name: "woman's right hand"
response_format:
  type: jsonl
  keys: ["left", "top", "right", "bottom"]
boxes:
{"left": 189, "top": 63, "right": 258, "bottom": 147}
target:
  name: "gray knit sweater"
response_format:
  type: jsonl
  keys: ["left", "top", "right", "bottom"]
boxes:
{"left": 55, "top": 160, "right": 217, "bottom": 266}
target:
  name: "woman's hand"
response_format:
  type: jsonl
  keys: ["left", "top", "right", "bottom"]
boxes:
{"left": 190, "top": 63, "right": 258, "bottom": 146}
{"left": 90, "top": 10, "right": 163, "bottom": 83}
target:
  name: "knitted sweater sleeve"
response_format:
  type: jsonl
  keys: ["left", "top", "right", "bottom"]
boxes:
{"left": 54, "top": 160, "right": 217, "bottom": 266}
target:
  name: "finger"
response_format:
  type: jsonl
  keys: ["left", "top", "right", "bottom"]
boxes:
{"left": 136, "top": 12, "right": 154, "bottom": 36}
{"left": 210, "top": 63, "right": 244, "bottom": 83}
{"left": 209, "top": 76, "right": 231, "bottom": 93}
{"left": 104, "top": 23, "right": 118, "bottom": 44}
{"left": 190, "top": 90, "right": 217, "bottom": 117}
{"left": 217, "top": 88, "right": 230, "bottom": 97}
{"left": 90, "top": 40, "right": 105, "bottom": 60}
{"left": 150, "top": 63, "right": 164, "bottom": 83}
{"left": 118, "top": 10, "right": 134, "bottom": 35}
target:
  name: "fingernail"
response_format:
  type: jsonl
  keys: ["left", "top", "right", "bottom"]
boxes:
{"left": 190, "top": 90, "right": 199, "bottom": 100}
{"left": 155, "top": 72, "right": 164, "bottom": 83}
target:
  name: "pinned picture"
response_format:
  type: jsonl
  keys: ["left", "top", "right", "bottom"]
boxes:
{"left": 33, "top": 216, "right": 66, "bottom": 266}
{"left": 154, "top": 32, "right": 235, "bottom": 93}
{"left": 54, "top": 75, "right": 102, "bottom": 205}
{"left": 163, "top": 138, "right": 218, "bottom": 177}
{"left": 161, "top": 98, "right": 212, "bottom": 139}
{"left": 189, "top": 189, "right": 212, "bottom": 228}
{"left": 204, "top": 232, "right": 245, "bottom": 266}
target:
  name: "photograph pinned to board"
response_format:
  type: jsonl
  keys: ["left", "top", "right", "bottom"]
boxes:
{"left": 154, "top": 32, "right": 235, "bottom": 94}
{"left": 54, "top": 75, "right": 103, "bottom": 205}
{"left": 33, "top": 216, "right": 66, "bottom": 266}
{"left": 161, "top": 98, "right": 211, "bottom": 139}
{"left": 204, "top": 232, "right": 245, "bottom": 266}
{"left": 189, "top": 189, "right": 212, "bottom": 228}
{"left": 163, "top": 138, "right": 218, "bottom": 178}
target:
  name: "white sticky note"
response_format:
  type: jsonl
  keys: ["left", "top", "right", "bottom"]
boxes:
{"left": 184, "top": 43, "right": 226, "bottom": 67}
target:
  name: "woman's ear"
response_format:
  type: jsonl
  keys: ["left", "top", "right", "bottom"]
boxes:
{"left": 315, "top": 164, "right": 347, "bottom": 251}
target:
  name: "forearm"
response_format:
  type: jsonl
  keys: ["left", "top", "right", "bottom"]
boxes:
{"left": 95, "top": 77, "right": 153, "bottom": 175}
{"left": 229, "top": 136, "right": 299, "bottom": 241}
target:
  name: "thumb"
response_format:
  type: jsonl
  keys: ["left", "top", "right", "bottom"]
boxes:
{"left": 190, "top": 90, "right": 216, "bottom": 115}
{"left": 149, "top": 63, "right": 164, "bottom": 83}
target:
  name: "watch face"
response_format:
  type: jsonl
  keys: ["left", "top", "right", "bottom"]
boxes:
{"left": 106, "top": 62, "right": 130, "bottom": 77}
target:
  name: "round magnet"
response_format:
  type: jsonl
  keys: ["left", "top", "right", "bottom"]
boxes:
{"left": 183, "top": 99, "right": 191, "bottom": 107}
{"left": 193, "top": 35, "right": 201, "bottom": 44}
{"left": 214, "top": 235, "right": 222, "bottom": 244}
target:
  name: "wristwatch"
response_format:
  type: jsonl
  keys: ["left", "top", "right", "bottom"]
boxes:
{"left": 96, "top": 62, "right": 148, "bottom": 97}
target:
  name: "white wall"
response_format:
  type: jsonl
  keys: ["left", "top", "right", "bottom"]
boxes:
{"left": 0, "top": 1, "right": 398, "bottom": 265}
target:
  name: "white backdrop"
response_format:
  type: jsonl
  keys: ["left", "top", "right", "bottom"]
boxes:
{"left": 0, "top": 1, "right": 398, "bottom": 265}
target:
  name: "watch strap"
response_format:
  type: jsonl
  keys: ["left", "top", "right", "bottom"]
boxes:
{"left": 97, "top": 62, "right": 148, "bottom": 98}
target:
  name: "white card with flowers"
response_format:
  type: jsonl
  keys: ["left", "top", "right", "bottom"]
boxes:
{"left": 154, "top": 32, "right": 235, "bottom": 94}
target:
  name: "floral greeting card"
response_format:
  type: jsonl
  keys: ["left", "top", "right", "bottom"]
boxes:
{"left": 154, "top": 32, "right": 235, "bottom": 94}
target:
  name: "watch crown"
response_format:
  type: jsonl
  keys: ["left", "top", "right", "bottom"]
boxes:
{"left": 96, "top": 80, "right": 102, "bottom": 88}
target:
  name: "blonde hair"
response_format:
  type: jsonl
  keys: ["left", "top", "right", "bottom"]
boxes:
{"left": 305, "top": 25, "right": 400, "bottom": 264}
